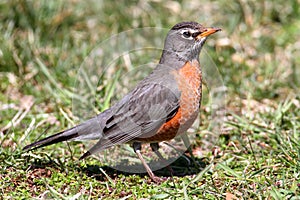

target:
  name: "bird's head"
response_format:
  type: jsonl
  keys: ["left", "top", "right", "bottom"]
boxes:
{"left": 160, "top": 21, "right": 221, "bottom": 64}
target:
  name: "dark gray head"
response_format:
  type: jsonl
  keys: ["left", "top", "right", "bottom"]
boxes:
{"left": 159, "top": 21, "right": 221, "bottom": 66}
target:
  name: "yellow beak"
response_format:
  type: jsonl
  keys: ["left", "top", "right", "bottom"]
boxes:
{"left": 196, "top": 27, "right": 221, "bottom": 39}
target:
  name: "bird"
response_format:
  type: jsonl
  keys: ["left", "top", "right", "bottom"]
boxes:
{"left": 23, "top": 21, "right": 221, "bottom": 183}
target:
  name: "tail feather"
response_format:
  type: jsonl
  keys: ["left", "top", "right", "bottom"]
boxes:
{"left": 23, "top": 116, "right": 105, "bottom": 152}
{"left": 79, "top": 151, "right": 91, "bottom": 160}
{"left": 23, "top": 127, "right": 79, "bottom": 151}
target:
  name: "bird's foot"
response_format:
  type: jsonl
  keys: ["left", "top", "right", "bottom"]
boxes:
{"left": 150, "top": 175, "right": 164, "bottom": 183}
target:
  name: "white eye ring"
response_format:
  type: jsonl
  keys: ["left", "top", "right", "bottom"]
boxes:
{"left": 181, "top": 30, "right": 193, "bottom": 40}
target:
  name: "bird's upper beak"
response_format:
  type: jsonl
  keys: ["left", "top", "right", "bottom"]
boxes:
{"left": 196, "top": 27, "right": 221, "bottom": 40}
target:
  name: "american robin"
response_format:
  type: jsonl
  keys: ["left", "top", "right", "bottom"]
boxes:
{"left": 23, "top": 21, "right": 221, "bottom": 182}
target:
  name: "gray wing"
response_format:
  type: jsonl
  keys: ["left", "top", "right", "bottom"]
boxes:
{"left": 23, "top": 65, "right": 182, "bottom": 158}
{"left": 80, "top": 78, "right": 181, "bottom": 158}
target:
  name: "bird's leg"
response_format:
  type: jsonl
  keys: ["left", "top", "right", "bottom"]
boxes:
{"left": 150, "top": 143, "right": 174, "bottom": 176}
{"left": 132, "top": 142, "right": 162, "bottom": 183}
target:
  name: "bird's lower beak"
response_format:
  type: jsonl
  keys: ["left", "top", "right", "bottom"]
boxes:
{"left": 196, "top": 27, "right": 221, "bottom": 39}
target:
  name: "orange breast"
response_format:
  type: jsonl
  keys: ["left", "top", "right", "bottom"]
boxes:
{"left": 138, "top": 60, "right": 202, "bottom": 142}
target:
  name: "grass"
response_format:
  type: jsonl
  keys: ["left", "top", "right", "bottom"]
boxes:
{"left": 1, "top": 0, "right": 300, "bottom": 199}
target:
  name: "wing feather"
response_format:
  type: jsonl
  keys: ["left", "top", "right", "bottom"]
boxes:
{"left": 83, "top": 81, "right": 180, "bottom": 156}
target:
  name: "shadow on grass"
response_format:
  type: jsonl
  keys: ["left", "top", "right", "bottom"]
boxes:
{"left": 81, "top": 154, "right": 208, "bottom": 181}
{"left": 23, "top": 151, "right": 208, "bottom": 181}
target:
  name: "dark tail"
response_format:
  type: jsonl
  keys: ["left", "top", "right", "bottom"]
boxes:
{"left": 23, "top": 116, "right": 105, "bottom": 152}
{"left": 23, "top": 127, "right": 79, "bottom": 151}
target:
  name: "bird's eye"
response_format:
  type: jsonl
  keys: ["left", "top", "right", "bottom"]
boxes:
{"left": 182, "top": 31, "right": 191, "bottom": 38}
